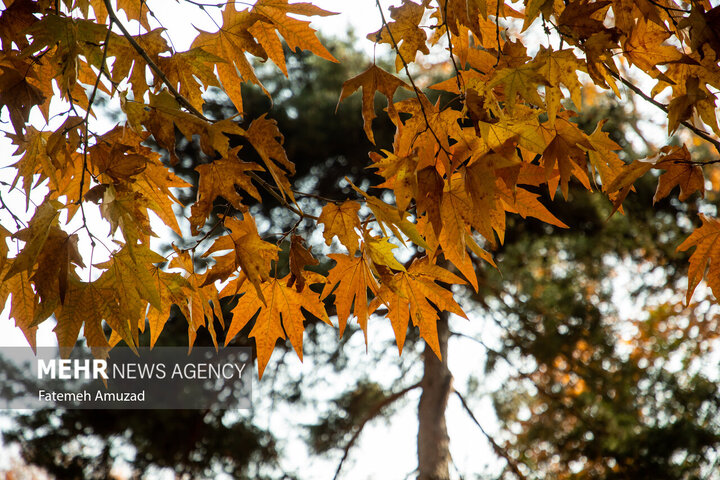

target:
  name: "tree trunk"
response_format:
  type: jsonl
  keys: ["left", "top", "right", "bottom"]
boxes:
{"left": 417, "top": 312, "right": 452, "bottom": 480}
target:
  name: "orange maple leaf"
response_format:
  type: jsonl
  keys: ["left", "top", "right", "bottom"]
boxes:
{"left": 226, "top": 275, "right": 330, "bottom": 378}
{"left": 370, "top": 256, "right": 466, "bottom": 356}
{"left": 677, "top": 215, "right": 720, "bottom": 303}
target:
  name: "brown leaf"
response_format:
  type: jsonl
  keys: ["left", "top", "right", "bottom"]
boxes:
{"left": 654, "top": 145, "right": 705, "bottom": 203}
{"left": 338, "top": 65, "right": 410, "bottom": 144}
{"left": 288, "top": 234, "right": 319, "bottom": 292}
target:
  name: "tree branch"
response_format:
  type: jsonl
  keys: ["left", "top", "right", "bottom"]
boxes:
{"left": 247, "top": 172, "right": 317, "bottom": 221}
{"left": 102, "top": 0, "right": 208, "bottom": 121}
{"left": 453, "top": 389, "right": 528, "bottom": 480}
{"left": 333, "top": 381, "right": 422, "bottom": 480}
{"left": 606, "top": 68, "right": 720, "bottom": 155}
{"left": 375, "top": 0, "right": 452, "bottom": 161}
{"left": 441, "top": 0, "right": 463, "bottom": 93}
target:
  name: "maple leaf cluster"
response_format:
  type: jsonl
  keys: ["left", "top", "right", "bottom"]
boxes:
{"left": 1, "top": 0, "right": 719, "bottom": 377}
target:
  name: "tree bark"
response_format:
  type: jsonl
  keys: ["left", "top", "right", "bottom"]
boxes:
{"left": 417, "top": 312, "right": 452, "bottom": 480}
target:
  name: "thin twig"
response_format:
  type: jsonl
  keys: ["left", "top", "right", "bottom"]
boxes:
{"left": 333, "top": 381, "right": 422, "bottom": 480}
{"left": 0, "top": 180, "right": 40, "bottom": 210}
{"left": 78, "top": 20, "right": 113, "bottom": 206}
{"left": 375, "top": 0, "right": 452, "bottom": 160}
{"left": 102, "top": 0, "right": 208, "bottom": 120}
{"left": 0, "top": 190, "right": 26, "bottom": 229}
{"left": 606, "top": 68, "right": 720, "bottom": 155}
{"left": 677, "top": 158, "right": 720, "bottom": 166}
{"left": 453, "top": 389, "right": 528, "bottom": 480}
{"left": 247, "top": 171, "right": 318, "bottom": 220}
{"left": 442, "top": 0, "right": 463, "bottom": 93}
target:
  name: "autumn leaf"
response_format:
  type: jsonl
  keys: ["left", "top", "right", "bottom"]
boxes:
{"left": 288, "top": 234, "right": 319, "bottom": 292}
{"left": 245, "top": 114, "right": 296, "bottom": 201}
{"left": 156, "top": 48, "right": 223, "bottom": 111}
{"left": 168, "top": 248, "right": 224, "bottom": 348}
{"left": 2, "top": 270, "right": 38, "bottom": 351}
{"left": 485, "top": 59, "right": 547, "bottom": 113}
{"left": 365, "top": 235, "right": 406, "bottom": 272}
{"left": 203, "top": 215, "right": 279, "bottom": 301}
{"left": 534, "top": 48, "right": 586, "bottom": 123}
{"left": 318, "top": 201, "right": 362, "bottom": 253}
{"left": 540, "top": 116, "right": 594, "bottom": 199}
{"left": 677, "top": 215, "right": 720, "bottom": 303}
{"left": 4, "top": 198, "right": 61, "bottom": 281}
{"left": 3, "top": 0, "right": 720, "bottom": 394}
{"left": 251, "top": 0, "right": 337, "bottom": 63}
{"left": 622, "top": 19, "right": 681, "bottom": 75}
{"left": 145, "top": 269, "right": 192, "bottom": 348}
{"left": 338, "top": 64, "right": 410, "bottom": 144}
{"left": 416, "top": 166, "right": 444, "bottom": 236}
{"left": 189, "top": 150, "right": 263, "bottom": 234}
{"left": 8, "top": 127, "right": 54, "bottom": 205}
{"left": 367, "top": 0, "right": 429, "bottom": 72}
{"left": 191, "top": 5, "right": 269, "bottom": 113}
{"left": 249, "top": 20, "right": 288, "bottom": 76}
{"left": 653, "top": 145, "right": 705, "bottom": 203}
{"left": 226, "top": 275, "right": 330, "bottom": 378}
{"left": 322, "top": 252, "right": 380, "bottom": 338}
{"left": 369, "top": 256, "right": 466, "bottom": 356}
{"left": 95, "top": 243, "right": 165, "bottom": 311}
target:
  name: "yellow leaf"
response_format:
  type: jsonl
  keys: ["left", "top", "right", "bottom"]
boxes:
{"left": 249, "top": 20, "right": 287, "bottom": 76}
{"left": 253, "top": 0, "right": 337, "bottom": 62}
{"left": 95, "top": 243, "right": 165, "bottom": 312}
{"left": 485, "top": 60, "right": 547, "bottom": 113}
{"left": 365, "top": 235, "right": 407, "bottom": 272}
{"left": 367, "top": 0, "right": 429, "bottom": 72}
{"left": 322, "top": 252, "right": 379, "bottom": 337}
{"left": 191, "top": 5, "right": 269, "bottom": 113}
{"left": 203, "top": 216, "right": 279, "bottom": 302}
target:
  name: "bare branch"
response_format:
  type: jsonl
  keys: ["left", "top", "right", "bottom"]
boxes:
{"left": 606, "top": 68, "right": 720, "bottom": 155}
{"left": 333, "top": 381, "right": 422, "bottom": 480}
{"left": 453, "top": 389, "right": 528, "bottom": 480}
